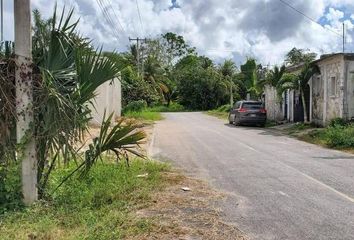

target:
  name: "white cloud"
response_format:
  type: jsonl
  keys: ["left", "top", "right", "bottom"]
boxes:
{"left": 3, "top": 0, "right": 354, "bottom": 65}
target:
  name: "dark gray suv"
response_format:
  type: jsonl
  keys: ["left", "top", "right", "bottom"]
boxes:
{"left": 228, "top": 101, "right": 267, "bottom": 127}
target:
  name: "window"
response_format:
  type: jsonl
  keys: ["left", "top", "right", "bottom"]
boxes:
{"left": 242, "top": 102, "right": 263, "bottom": 110}
{"left": 330, "top": 76, "right": 336, "bottom": 96}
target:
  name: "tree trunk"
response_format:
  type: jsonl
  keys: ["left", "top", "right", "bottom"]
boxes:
{"left": 300, "top": 89, "right": 308, "bottom": 123}
{"left": 15, "top": 0, "right": 38, "bottom": 205}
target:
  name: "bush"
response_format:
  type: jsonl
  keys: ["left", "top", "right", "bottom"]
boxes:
{"left": 1, "top": 160, "right": 170, "bottom": 239}
{"left": 0, "top": 163, "right": 23, "bottom": 214}
{"left": 149, "top": 102, "right": 185, "bottom": 112}
{"left": 216, "top": 104, "right": 231, "bottom": 112}
{"left": 329, "top": 118, "right": 348, "bottom": 127}
{"left": 124, "top": 111, "right": 163, "bottom": 121}
{"left": 324, "top": 124, "right": 354, "bottom": 148}
{"left": 123, "top": 100, "right": 147, "bottom": 113}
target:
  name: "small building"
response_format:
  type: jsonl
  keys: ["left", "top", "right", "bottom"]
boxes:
{"left": 265, "top": 53, "right": 354, "bottom": 126}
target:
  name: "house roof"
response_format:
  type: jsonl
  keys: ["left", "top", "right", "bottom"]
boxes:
{"left": 312, "top": 53, "right": 354, "bottom": 64}
{"left": 286, "top": 53, "right": 354, "bottom": 73}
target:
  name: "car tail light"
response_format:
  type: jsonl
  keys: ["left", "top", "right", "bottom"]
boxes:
{"left": 238, "top": 108, "right": 247, "bottom": 113}
{"left": 260, "top": 108, "right": 267, "bottom": 113}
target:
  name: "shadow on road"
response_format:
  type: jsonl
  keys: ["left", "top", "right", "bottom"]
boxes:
{"left": 224, "top": 123, "right": 284, "bottom": 137}
{"left": 313, "top": 156, "right": 354, "bottom": 160}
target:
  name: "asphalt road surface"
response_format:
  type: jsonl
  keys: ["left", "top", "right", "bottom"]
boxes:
{"left": 150, "top": 112, "right": 354, "bottom": 240}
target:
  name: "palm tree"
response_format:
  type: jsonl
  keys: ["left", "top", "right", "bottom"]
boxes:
{"left": 219, "top": 60, "right": 236, "bottom": 106}
{"left": 143, "top": 55, "right": 170, "bottom": 102}
{"left": 279, "top": 62, "right": 319, "bottom": 123}
{"left": 30, "top": 7, "right": 145, "bottom": 196}
{"left": 261, "top": 65, "right": 286, "bottom": 100}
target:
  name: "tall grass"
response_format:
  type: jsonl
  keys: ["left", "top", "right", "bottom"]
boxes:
{"left": 0, "top": 159, "right": 170, "bottom": 239}
{"left": 124, "top": 111, "right": 163, "bottom": 121}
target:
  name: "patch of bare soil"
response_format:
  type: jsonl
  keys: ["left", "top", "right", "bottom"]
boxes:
{"left": 132, "top": 170, "right": 248, "bottom": 240}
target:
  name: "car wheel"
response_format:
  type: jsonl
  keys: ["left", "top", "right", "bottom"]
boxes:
{"left": 228, "top": 115, "right": 233, "bottom": 124}
{"left": 233, "top": 116, "right": 240, "bottom": 126}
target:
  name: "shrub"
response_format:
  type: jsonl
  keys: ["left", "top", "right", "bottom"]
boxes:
{"left": 0, "top": 163, "right": 23, "bottom": 214}
{"left": 216, "top": 104, "right": 231, "bottom": 112}
{"left": 123, "top": 100, "right": 147, "bottom": 113}
{"left": 149, "top": 102, "right": 185, "bottom": 112}
{"left": 329, "top": 118, "right": 347, "bottom": 127}
{"left": 124, "top": 111, "right": 163, "bottom": 121}
{"left": 324, "top": 124, "right": 354, "bottom": 148}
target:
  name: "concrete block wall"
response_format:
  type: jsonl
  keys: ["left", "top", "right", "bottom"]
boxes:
{"left": 89, "top": 77, "right": 122, "bottom": 126}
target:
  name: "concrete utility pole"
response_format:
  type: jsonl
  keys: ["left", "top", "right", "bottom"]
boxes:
{"left": 14, "top": 0, "right": 37, "bottom": 205}
{"left": 342, "top": 22, "right": 345, "bottom": 53}
{"left": 129, "top": 37, "right": 147, "bottom": 78}
{"left": 1, "top": 0, "right": 3, "bottom": 41}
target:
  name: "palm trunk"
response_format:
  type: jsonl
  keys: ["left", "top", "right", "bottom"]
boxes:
{"left": 300, "top": 89, "right": 308, "bottom": 123}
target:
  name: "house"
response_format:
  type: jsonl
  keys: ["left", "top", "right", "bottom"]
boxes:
{"left": 265, "top": 53, "right": 354, "bottom": 126}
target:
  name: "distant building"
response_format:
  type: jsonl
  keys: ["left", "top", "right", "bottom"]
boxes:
{"left": 265, "top": 53, "right": 354, "bottom": 126}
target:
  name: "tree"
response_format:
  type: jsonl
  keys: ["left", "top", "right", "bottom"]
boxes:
{"left": 219, "top": 60, "right": 237, "bottom": 106}
{"left": 262, "top": 65, "right": 286, "bottom": 100}
{"left": 174, "top": 55, "right": 228, "bottom": 110}
{"left": 279, "top": 62, "right": 319, "bottom": 123}
{"left": 238, "top": 58, "right": 263, "bottom": 100}
{"left": 285, "top": 47, "right": 317, "bottom": 66}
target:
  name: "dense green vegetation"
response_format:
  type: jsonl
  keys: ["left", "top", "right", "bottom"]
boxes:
{"left": 284, "top": 119, "right": 354, "bottom": 149}
{"left": 0, "top": 7, "right": 146, "bottom": 209}
{"left": 0, "top": 159, "right": 170, "bottom": 239}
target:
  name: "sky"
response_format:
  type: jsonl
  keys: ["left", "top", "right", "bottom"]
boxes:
{"left": 3, "top": 0, "right": 354, "bottom": 66}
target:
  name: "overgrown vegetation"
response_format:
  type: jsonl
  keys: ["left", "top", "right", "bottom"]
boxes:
{"left": 0, "top": 6, "right": 145, "bottom": 207}
{"left": 206, "top": 104, "right": 231, "bottom": 119}
{"left": 0, "top": 159, "right": 170, "bottom": 239}
{"left": 283, "top": 119, "right": 354, "bottom": 150}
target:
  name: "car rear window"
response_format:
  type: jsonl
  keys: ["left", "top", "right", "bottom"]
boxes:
{"left": 242, "top": 102, "right": 263, "bottom": 109}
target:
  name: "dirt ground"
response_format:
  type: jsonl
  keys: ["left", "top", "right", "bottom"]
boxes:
{"left": 132, "top": 170, "right": 248, "bottom": 240}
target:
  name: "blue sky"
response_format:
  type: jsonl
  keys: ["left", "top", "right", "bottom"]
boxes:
{"left": 3, "top": 0, "right": 354, "bottom": 65}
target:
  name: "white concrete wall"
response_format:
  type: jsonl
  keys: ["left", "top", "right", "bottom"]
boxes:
{"left": 317, "top": 56, "right": 344, "bottom": 125}
{"left": 346, "top": 61, "right": 354, "bottom": 119}
{"left": 89, "top": 77, "right": 122, "bottom": 125}
{"left": 264, "top": 85, "right": 284, "bottom": 121}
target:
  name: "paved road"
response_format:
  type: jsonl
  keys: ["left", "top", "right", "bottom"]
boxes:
{"left": 151, "top": 112, "right": 354, "bottom": 240}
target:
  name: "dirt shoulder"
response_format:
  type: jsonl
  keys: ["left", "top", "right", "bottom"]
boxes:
{"left": 137, "top": 120, "right": 248, "bottom": 240}
{"left": 132, "top": 169, "right": 247, "bottom": 240}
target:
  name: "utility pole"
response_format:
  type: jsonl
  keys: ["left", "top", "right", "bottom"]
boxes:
{"left": 229, "top": 77, "right": 233, "bottom": 107}
{"left": 14, "top": 0, "right": 37, "bottom": 205}
{"left": 129, "top": 37, "right": 147, "bottom": 78}
{"left": 342, "top": 22, "right": 345, "bottom": 53}
{"left": 1, "top": 0, "right": 3, "bottom": 41}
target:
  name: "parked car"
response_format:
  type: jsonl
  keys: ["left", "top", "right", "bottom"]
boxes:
{"left": 228, "top": 100, "right": 267, "bottom": 127}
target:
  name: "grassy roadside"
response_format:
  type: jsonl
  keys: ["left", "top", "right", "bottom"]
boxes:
{"left": 206, "top": 110, "right": 228, "bottom": 120}
{"left": 122, "top": 102, "right": 186, "bottom": 123}
{"left": 0, "top": 158, "right": 247, "bottom": 240}
{"left": 272, "top": 121, "right": 354, "bottom": 152}
{"left": 0, "top": 159, "right": 170, "bottom": 240}
{"left": 206, "top": 105, "right": 230, "bottom": 120}
{"left": 124, "top": 110, "right": 163, "bottom": 122}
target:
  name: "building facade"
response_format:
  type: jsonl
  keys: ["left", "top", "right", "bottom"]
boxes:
{"left": 265, "top": 53, "right": 354, "bottom": 126}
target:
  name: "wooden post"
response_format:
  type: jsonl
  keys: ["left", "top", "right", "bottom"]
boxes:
{"left": 14, "top": 0, "right": 37, "bottom": 205}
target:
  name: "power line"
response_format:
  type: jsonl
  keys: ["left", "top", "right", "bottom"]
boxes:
{"left": 279, "top": 0, "right": 342, "bottom": 37}
{"left": 103, "top": 0, "right": 127, "bottom": 37}
{"left": 135, "top": 0, "right": 145, "bottom": 35}
{"left": 96, "top": 0, "right": 119, "bottom": 41}
{"left": 96, "top": 0, "right": 121, "bottom": 41}
{"left": 99, "top": 0, "right": 123, "bottom": 38}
